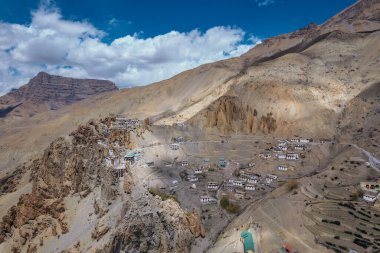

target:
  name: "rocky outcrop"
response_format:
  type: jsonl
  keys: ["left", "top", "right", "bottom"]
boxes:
{"left": 0, "top": 118, "right": 123, "bottom": 250}
{"left": 190, "top": 95, "right": 276, "bottom": 135}
{"left": 102, "top": 198, "right": 204, "bottom": 253}
{"left": 0, "top": 72, "right": 117, "bottom": 118}
{"left": 0, "top": 117, "right": 203, "bottom": 253}
{"left": 8, "top": 72, "right": 118, "bottom": 108}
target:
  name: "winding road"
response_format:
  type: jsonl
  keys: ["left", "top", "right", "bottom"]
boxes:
{"left": 343, "top": 143, "right": 380, "bottom": 171}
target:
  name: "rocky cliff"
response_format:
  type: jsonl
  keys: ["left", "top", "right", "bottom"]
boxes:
{"left": 0, "top": 117, "right": 203, "bottom": 253}
{"left": 0, "top": 72, "right": 117, "bottom": 118}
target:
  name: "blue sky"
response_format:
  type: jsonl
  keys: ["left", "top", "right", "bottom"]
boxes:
{"left": 0, "top": 0, "right": 356, "bottom": 94}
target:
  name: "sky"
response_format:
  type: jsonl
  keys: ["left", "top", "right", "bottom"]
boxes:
{"left": 0, "top": 0, "right": 356, "bottom": 95}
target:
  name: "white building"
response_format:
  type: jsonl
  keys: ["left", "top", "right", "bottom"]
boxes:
{"left": 200, "top": 196, "right": 217, "bottom": 204}
{"left": 294, "top": 144, "right": 305, "bottom": 150}
{"left": 278, "top": 140, "right": 287, "bottom": 147}
{"left": 170, "top": 143, "right": 180, "bottom": 150}
{"left": 233, "top": 180, "right": 245, "bottom": 187}
{"left": 105, "top": 158, "right": 113, "bottom": 167}
{"left": 245, "top": 185, "right": 256, "bottom": 191}
{"left": 268, "top": 174, "right": 278, "bottom": 180}
{"left": 188, "top": 175, "right": 199, "bottom": 182}
{"left": 363, "top": 194, "right": 377, "bottom": 202}
{"left": 265, "top": 177, "right": 273, "bottom": 184}
{"left": 289, "top": 138, "right": 300, "bottom": 143}
{"left": 286, "top": 153, "right": 299, "bottom": 160}
{"left": 279, "top": 146, "right": 288, "bottom": 151}
{"left": 207, "top": 182, "right": 219, "bottom": 190}
{"left": 181, "top": 160, "right": 189, "bottom": 166}
{"left": 277, "top": 154, "right": 286, "bottom": 159}
{"left": 109, "top": 149, "right": 115, "bottom": 157}
{"left": 278, "top": 165, "right": 288, "bottom": 171}
{"left": 114, "top": 164, "right": 125, "bottom": 178}
{"left": 194, "top": 168, "right": 203, "bottom": 174}
{"left": 300, "top": 138, "right": 310, "bottom": 143}
{"left": 247, "top": 178, "right": 258, "bottom": 184}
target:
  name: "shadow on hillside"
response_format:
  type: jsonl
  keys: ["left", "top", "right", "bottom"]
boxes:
{"left": 0, "top": 103, "right": 22, "bottom": 118}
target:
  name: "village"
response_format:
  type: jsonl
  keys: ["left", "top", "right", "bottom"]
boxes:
{"left": 93, "top": 117, "right": 380, "bottom": 253}
{"left": 91, "top": 117, "right": 356, "bottom": 252}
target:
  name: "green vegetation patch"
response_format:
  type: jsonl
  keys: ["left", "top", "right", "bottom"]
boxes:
{"left": 148, "top": 187, "right": 178, "bottom": 202}
{"left": 220, "top": 197, "right": 240, "bottom": 213}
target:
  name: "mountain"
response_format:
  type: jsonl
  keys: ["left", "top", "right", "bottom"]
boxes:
{"left": 1, "top": 0, "right": 380, "bottom": 252}
{"left": 0, "top": 72, "right": 118, "bottom": 119}
{"left": 0, "top": 0, "right": 379, "bottom": 188}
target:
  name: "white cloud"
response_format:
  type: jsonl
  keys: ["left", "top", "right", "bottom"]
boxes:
{"left": 0, "top": 4, "right": 260, "bottom": 95}
{"left": 255, "top": 0, "right": 275, "bottom": 7}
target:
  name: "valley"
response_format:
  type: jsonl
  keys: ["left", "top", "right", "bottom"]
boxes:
{"left": 0, "top": 0, "right": 380, "bottom": 252}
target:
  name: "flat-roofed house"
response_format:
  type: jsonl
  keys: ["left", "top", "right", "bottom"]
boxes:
{"left": 170, "top": 143, "right": 180, "bottom": 150}
{"left": 245, "top": 185, "right": 256, "bottom": 191}
{"left": 188, "top": 175, "right": 199, "bottom": 182}
{"left": 294, "top": 144, "right": 305, "bottom": 150}
{"left": 247, "top": 178, "right": 258, "bottom": 184}
{"left": 223, "top": 182, "right": 234, "bottom": 191}
{"left": 233, "top": 180, "right": 245, "bottom": 188}
{"left": 200, "top": 195, "right": 217, "bottom": 204}
{"left": 194, "top": 168, "right": 203, "bottom": 174}
{"left": 286, "top": 153, "right": 299, "bottom": 160}
{"left": 207, "top": 182, "right": 219, "bottom": 191}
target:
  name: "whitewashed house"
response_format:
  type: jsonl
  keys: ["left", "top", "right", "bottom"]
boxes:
{"left": 278, "top": 165, "right": 288, "bottom": 171}
{"left": 363, "top": 194, "right": 377, "bottom": 202}
{"left": 207, "top": 182, "right": 219, "bottom": 190}
{"left": 181, "top": 160, "right": 189, "bottom": 166}
{"left": 233, "top": 180, "right": 245, "bottom": 188}
{"left": 278, "top": 154, "right": 286, "bottom": 159}
{"left": 286, "top": 153, "right": 299, "bottom": 160}
{"left": 245, "top": 185, "right": 256, "bottom": 191}
{"left": 294, "top": 144, "right": 305, "bottom": 150}
{"left": 223, "top": 182, "right": 234, "bottom": 191}
{"left": 188, "top": 175, "right": 199, "bottom": 182}
{"left": 170, "top": 143, "right": 180, "bottom": 150}
{"left": 194, "top": 168, "right": 203, "bottom": 174}
{"left": 247, "top": 178, "right": 258, "bottom": 184}
{"left": 265, "top": 177, "right": 273, "bottom": 184}
{"left": 200, "top": 196, "right": 217, "bottom": 204}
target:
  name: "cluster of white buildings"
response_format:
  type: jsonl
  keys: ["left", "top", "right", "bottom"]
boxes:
{"left": 289, "top": 138, "right": 311, "bottom": 143}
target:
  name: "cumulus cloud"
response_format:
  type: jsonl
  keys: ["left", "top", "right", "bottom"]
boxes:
{"left": 0, "top": 4, "right": 259, "bottom": 95}
{"left": 255, "top": 0, "right": 275, "bottom": 7}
